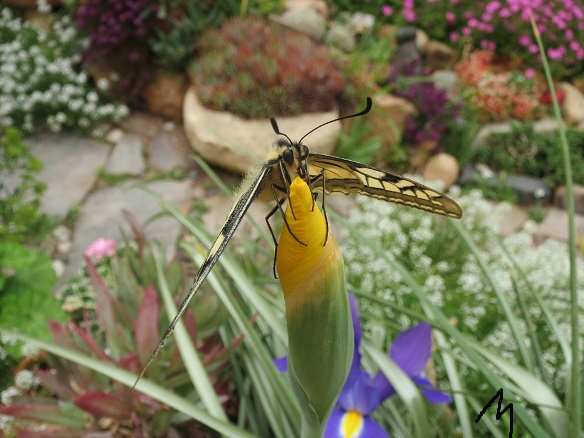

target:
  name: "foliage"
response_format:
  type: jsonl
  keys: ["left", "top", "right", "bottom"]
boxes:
{"left": 74, "top": 0, "right": 156, "bottom": 104}
{"left": 474, "top": 122, "right": 584, "bottom": 186}
{"left": 455, "top": 50, "right": 547, "bottom": 122}
{"left": 441, "top": 116, "right": 481, "bottom": 169}
{"left": 335, "top": 119, "right": 381, "bottom": 165}
{"left": 0, "top": 242, "right": 66, "bottom": 362}
{"left": 341, "top": 184, "right": 584, "bottom": 399}
{"left": 390, "top": 69, "right": 462, "bottom": 145}
{"left": 190, "top": 16, "right": 346, "bottom": 118}
{"left": 0, "top": 218, "right": 232, "bottom": 436}
{"left": 149, "top": 0, "right": 283, "bottom": 72}
{"left": 381, "top": 0, "right": 584, "bottom": 78}
{"left": 0, "top": 7, "right": 128, "bottom": 134}
{"left": 0, "top": 128, "right": 54, "bottom": 244}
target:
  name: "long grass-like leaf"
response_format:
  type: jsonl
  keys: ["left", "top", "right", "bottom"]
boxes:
{"left": 151, "top": 244, "right": 227, "bottom": 421}
{"left": 331, "top": 210, "right": 552, "bottom": 437}
{"left": 530, "top": 18, "right": 580, "bottom": 436}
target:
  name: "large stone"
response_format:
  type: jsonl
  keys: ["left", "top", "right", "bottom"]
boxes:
{"left": 150, "top": 126, "right": 191, "bottom": 172}
{"left": 367, "top": 92, "right": 417, "bottom": 159}
{"left": 424, "top": 40, "right": 456, "bottom": 70}
{"left": 534, "top": 207, "right": 584, "bottom": 243}
{"left": 183, "top": 88, "right": 340, "bottom": 174}
{"left": 119, "top": 112, "right": 165, "bottom": 138}
{"left": 558, "top": 82, "right": 584, "bottom": 124}
{"left": 24, "top": 134, "right": 110, "bottom": 218}
{"left": 105, "top": 133, "right": 145, "bottom": 175}
{"left": 146, "top": 69, "right": 188, "bottom": 123}
{"left": 422, "top": 153, "right": 459, "bottom": 189}
{"left": 270, "top": 7, "right": 326, "bottom": 41}
{"left": 67, "top": 180, "right": 191, "bottom": 275}
{"left": 498, "top": 205, "right": 528, "bottom": 236}
{"left": 553, "top": 184, "right": 584, "bottom": 215}
{"left": 283, "top": 0, "right": 329, "bottom": 20}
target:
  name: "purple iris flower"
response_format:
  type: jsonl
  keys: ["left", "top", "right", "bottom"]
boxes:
{"left": 275, "top": 295, "right": 452, "bottom": 438}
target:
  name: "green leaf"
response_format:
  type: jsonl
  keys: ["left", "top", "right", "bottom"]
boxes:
{"left": 0, "top": 242, "right": 56, "bottom": 295}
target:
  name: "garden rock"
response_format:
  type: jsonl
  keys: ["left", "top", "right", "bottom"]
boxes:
{"left": 149, "top": 126, "right": 191, "bottom": 172}
{"left": 422, "top": 153, "right": 459, "bottom": 190}
{"left": 119, "top": 112, "right": 165, "bottom": 138}
{"left": 25, "top": 134, "right": 110, "bottom": 218}
{"left": 183, "top": 88, "right": 339, "bottom": 174}
{"left": 367, "top": 92, "right": 417, "bottom": 157}
{"left": 534, "top": 207, "right": 584, "bottom": 244}
{"left": 498, "top": 205, "right": 528, "bottom": 236}
{"left": 553, "top": 184, "right": 584, "bottom": 215}
{"left": 270, "top": 7, "right": 326, "bottom": 41}
{"left": 326, "top": 21, "right": 356, "bottom": 51}
{"left": 146, "top": 69, "right": 188, "bottom": 123}
{"left": 67, "top": 180, "right": 191, "bottom": 275}
{"left": 424, "top": 40, "right": 456, "bottom": 70}
{"left": 106, "top": 133, "right": 145, "bottom": 175}
{"left": 558, "top": 82, "right": 584, "bottom": 124}
{"left": 283, "top": 0, "right": 329, "bottom": 20}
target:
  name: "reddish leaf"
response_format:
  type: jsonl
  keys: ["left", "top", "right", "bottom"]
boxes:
{"left": 119, "top": 353, "right": 141, "bottom": 374}
{"left": 73, "top": 392, "right": 131, "bottom": 420}
{"left": 84, "top": 256, "right": 126, "bottom": 356}
{"left": 1, "top": 402, "right": 84, "bottom": 429}
{"left": 48, "top": 321, "right": 76, "bottom": 350}
{"left": 134, "top": 286, "right": 160, "bottom": 366}
{"left": 122, "top": 209, "right": 146, "bottom": 253}
{"left": 70, "top": 322, "right": 111, "bottom": 363}
{"left": 35, "top": 369, "right": 76, "bottom": 400}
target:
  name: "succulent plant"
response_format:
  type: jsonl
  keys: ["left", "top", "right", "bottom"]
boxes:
{"left": 190, "top": 16, "right": 347, "bottom": 119}
{"left": 0, "top": 213, "right": 232, "bottom": 436}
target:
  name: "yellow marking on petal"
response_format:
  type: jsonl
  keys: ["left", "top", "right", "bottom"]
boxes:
{"left": 341, "top": 410, "right": 364, "bottom": 438}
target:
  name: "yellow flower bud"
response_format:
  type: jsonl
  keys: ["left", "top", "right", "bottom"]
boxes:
{"left": 277, "top": 177, "right": 353, "bottom": 436}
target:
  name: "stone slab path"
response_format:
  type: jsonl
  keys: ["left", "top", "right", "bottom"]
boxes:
{"left": 13, "top": 112, "right": 584, "bottom": 285}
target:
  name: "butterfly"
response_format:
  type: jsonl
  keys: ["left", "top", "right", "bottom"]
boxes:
{"left": 132, "top": 97, "right": 462, "bottom": 388}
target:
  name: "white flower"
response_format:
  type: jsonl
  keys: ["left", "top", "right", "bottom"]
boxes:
{"left": 0, "top": 387, "right": 20, "bottom": 405}
{"left": 14, "top": 370, "right": 37, "bottom": 391}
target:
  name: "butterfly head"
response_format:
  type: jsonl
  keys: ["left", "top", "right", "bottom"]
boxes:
{"left": 277, "top": 138, "right": 310, "bottom": 179}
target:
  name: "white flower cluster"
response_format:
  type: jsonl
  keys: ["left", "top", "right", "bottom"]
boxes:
{"left": 0, "top": 7, "right": 128, "bottom": 134}
{"left": 341, "top": 182, "right": 584, "bottom": 389}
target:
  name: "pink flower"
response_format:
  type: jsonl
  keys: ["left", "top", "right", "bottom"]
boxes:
{"left": 528, "top": 44, "right": 539, "bottom": 54}
{"left": 462, "top": 26, "right": 472, "bottom": 36}
{"left": 404, "top": 9, "right": 417, "bottom": 22}
{"left": 524, "top": 68, "right": 536, "bottom": 79}
{"left": 498, "top": 8, "right": 511, "bottom": 17}
{"left": 85, "top": 238, "right": 117, "bottom": 260}
{"left": 518, "top": 34, "right": 531, "bottom": 46}
{"left": 446, "top": 11, "right": 456, "bottom": 23}
{"left": 485, "top": 1, "right": 501, "bottom": 13}
{"left": 450, "top": 32, "right": 460, "bottom": 42}
{"left": 381, "top": 5, "right": 393, "bottom": 16}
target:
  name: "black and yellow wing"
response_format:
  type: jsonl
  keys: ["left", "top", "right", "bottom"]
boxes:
{"left": 308, "top": 153, "right": 462, "bottom": 219}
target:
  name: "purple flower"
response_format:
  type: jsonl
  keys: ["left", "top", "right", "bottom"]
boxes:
{"left": 381, "top": 5, "right": 393, "bottom": 16}
{"left": 275, "top": 295, "right": 452, "bottom": 437}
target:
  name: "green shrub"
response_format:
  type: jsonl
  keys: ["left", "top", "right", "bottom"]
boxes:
{"left": 190, "top": 16, "right": 347, "bottom": 118}
{"left": 474, "top": 122, "right": 584, "bottom": 187}
{"left": 0, "top": 128, "right": 54, "bottom": 244}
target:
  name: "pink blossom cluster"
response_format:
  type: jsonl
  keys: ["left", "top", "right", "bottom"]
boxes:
{"left": 382, "top": 0, "right": 584, "bottom": 75}
{"left": 84, "top": 238, "right": 117, "bottom": 260}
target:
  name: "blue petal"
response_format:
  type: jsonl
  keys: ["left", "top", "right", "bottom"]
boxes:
{"left": 324, "top": 409, "right": 391, "bottom": 438}
{"left": 348, "top": 294, "right": 362, "bottom": 368}
{"left": 389, "top": 321, "right": 432, "bottom": 377}
{"left": 274, "top": 356, "right": 288, "bottom": 372}
{"left": 371, "top": 370, "right": 395, "bottom": 402}
{"left": 413, "top": 375, "right": 453, "bottom": 404}
{"left": 337, "top": 368, "right": 381, "bottom": 415}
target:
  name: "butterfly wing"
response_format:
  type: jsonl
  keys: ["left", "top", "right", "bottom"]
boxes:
{"left": 307, "top": 153, "right": 462, "bottom": 218}
{"left": 133, "top": 162, "right": 276, "bottom": 387}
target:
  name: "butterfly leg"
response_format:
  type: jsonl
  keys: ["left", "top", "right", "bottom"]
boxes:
{"left": 265, "top": 198, "right": 286, "bottom": 278}
{"left": 270, "top": 182, "right": 308, "bottom": 248}
{"left": 308, "top": 172, "right": 329, "bottom": 246}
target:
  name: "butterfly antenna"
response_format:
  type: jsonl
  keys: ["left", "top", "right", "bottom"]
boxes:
{"left": 270, "top": 117, "right": 293, "bottom": 145}
{"left": 298, "top": 96, "right": 372, "bottom": 144}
